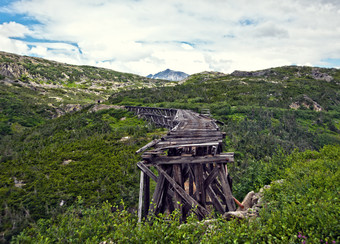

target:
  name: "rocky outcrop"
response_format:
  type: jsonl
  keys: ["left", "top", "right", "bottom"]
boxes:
{"left": 88, "top": 104, "right": 124, "bottom": 113}
{"left": 290, "top": 95, "right": 323, "bottom": 111}
{"left": 0, "top": 63, "right": 28, "bottom": 78}
{"left": 231, "top": 66, "right": 335, "bottom": 82}
{"left": 311, "top": 68, "right": 333, "bottom": 82}
{"left": 231, "top": 69, "right": 277, "bottom": 78}
{"left": 223, "top": 180, "right": 284, "bottom": 220}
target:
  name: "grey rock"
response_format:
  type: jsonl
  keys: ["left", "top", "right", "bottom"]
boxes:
{"left": 237, "top": 191, "right": 255, "bottom": 211}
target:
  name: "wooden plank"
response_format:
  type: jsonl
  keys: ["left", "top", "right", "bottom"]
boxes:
{"left": 159, "top": 174, "right": 171, "bottom": 214}
{"left": 206, "top": 185, "right": 225, "bottom": 214}
{"left": 211, "top": 183, "right": 227, "bottom": 205}
{"left": 161, "top": 136, "right": 223, "bottom": 142}
{"left": 150, "top": 167, "right": 166, "bottom": 215}
{"left": 137, "top": 161, "right": 175, "bottom": 199}
{"left": 136, "top": 139, "right": 161, "bottom": 154}
{"left": 146, "top": 154, "right": 234, "bottom": 165}
{"left": 137, "top": 161, "right": 158, "bottom": 182}
{"left": 155, "top": 142, "right": 220, "bottom": 150}
{"left": 167, "top": 131, "right": 223, "bottom": 137}
{"left": 138, "top": 171, "right": 144, "bottom": 223}
{"left": 173, "top": 164, "right": 184, "bottom": 217}
{"left": 155, "top": 165, "right": 209, "bottom": 218}
{"left": 189, "top": 165, "right": 194, "bottom": 196}
{"left": 156, "top": 137, "right": 223, "bottom": 144}
{"left": 143, "top": 173, "right": 150, "bottom": 218}
{"left": 194, "top": 164, "right": 206, "bottom": 207}
{"left": 218, "top": 164, "right": 236, "bottom": 212}
{"left": 203, "top": 166, "right": 220, "bottom": 190}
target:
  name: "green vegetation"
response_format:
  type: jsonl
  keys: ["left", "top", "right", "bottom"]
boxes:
{"left": 110, "top": 67, "right": 339, "bottom": 110}
{"left": 0, "top": 52, "right": 339, "bottom": 243}
{"left": 12, "top": 145, "right": 340, "bottom": 243}
{"left": 0, "top": 83, "right": 54, "bottom": 136}
{"left": 0, "top": 82, "right": 104, "bottom": 137}
{"left": 0, "top": 107, "right": 164, "bottom": 242}
{"left": 109, "top": 67, "right": 340, "bottom": 162}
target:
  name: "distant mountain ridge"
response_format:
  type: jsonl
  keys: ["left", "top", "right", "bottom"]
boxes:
{"left": 0, "top": 51, "right": 169, "bottom": 93}
{"left": 147, "top": 69, "right": 189, "bottom": 81}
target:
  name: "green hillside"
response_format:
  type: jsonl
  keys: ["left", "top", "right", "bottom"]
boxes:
{"left": 0, "top": 51, "right": 172, "bottom": 136}
{"left": 0, "top": 106, "right": 165, "bottom": 241}
{"left": 110, "top": 66, "right": 340, "bottom": 158}
{"left": 0, "top": 53, "right": 339, "bottom": 243}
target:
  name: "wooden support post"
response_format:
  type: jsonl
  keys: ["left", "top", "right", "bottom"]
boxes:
{"left": 206, "top": 185, "right": 225, "bottom": 214}
{"left": 218, "top": 164, "right": 236, "bottom": 212}
{"left": 203, "top": 166, "right": 219, "bottom": 191}
{"left": 159, "top": 174, "right": 171, "bottom": 214}
{"left": 211, "top": 182, "right": 227, "bottom": 205}
{"left": 143, "top": 172, "right": 150, "bottom": 218}
{"left": 173, "top": 164, "right": 184, "bottom": 218}
{"left": 155, "top": 165, "right": 209, "bottom": 219}
{"left": 194, "top": 164, "right": 206, "bottom": 208}
{"left": 150, "top": 167, "right": 166, "bottom": 215}
{"left": 138, "top": 171, "right": 144, "bottom": 223}
{"left": 189, "top": 165, "right": 194, "bottom": 196}
{"left": 137, "top": 161, "right": 158, "bottom": 182}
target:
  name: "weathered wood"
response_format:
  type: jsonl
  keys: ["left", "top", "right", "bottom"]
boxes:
{"left": 156, "top": 142, "right": 220, "bottom": 150}
{"left": 167, "top": 132, "right": 223, "bottom": 138}
{"left": 131, "top": 106, "right": 236, "bottom": 220}
{"left": 137, "top": 161, "right": 158, "bottom": 182}
{"left": 143, "top": 173, "right": 150, "bottom": 218}
{"left": 150, "top": 167, "right": 166, "bottom": 215}
{"left": 143, "top": 154, "right": 234, "bottom": 165}
{"left": 189, "top": 166, "right": 194, "bottom": 196}
{"left": 159, "top": 174, "right": 171, "bottom": 214}
{"left": 156, "top": 137, "right": 223, "bottom": 145}
{"left": 173, "top": 164, "right": 184, "bottom": 217}
{"left": 206, "top": 185, "right": 225, "bottom": 214}
{"left": 203, "top": 166, "right": 220, "bottom": 190}
{"left": 218, "top": 164, "right": 236, "bottom": 212}
{"left": 136, "top": 139, "right": 161, "bottom": 154}
{"left": 155, "top": 165, "right": 209, "bottom": 218}
{"left": 138, "top": 171, "right": 144, "bottom": 223}
{"left": 194, "top": 164, "right": 206, "bottom": 208}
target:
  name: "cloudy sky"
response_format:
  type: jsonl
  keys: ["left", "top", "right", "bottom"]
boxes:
{"left": 1, "top": 0, "right": 340, "bottom": 76}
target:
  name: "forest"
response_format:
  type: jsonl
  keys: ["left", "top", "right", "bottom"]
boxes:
{"left": 0, "top": 56, "right": 339, "bottom": 243}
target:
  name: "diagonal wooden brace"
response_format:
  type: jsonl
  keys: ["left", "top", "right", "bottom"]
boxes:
{"left": 155, "top": 165, "right": 210, "bottom": 218}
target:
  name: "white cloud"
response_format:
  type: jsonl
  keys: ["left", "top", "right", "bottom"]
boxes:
{"left": 0, "top": 21, "right": 31, "bottom": 38}
{"left": 0, "top": 0, "right": 339, "bottom": 75}
{"left": 0, "top": 22, "right": 30, "bottom": 54}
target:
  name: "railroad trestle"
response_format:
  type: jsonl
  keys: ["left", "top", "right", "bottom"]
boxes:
{"left": 125, "top": 106, "right": 236, "bottom": 221}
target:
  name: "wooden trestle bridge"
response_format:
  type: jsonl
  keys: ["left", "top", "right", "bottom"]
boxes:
{"left": 125, "top": 106, "right": 236, "bottom": 221}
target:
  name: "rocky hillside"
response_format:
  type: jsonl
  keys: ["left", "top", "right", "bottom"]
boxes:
{"left": 147, "top": 68, "right": 189, "bottom": 81}
{"left": 112, "top": 66, "right": 340, "bottom": 113}
{"left": 231, "top": 65, "right": 337, "bottom": 82}
{"left": 0, "top": 51, "right": 171, "bottom": 95}
{"left": 0, "top": 51, "right": 172, "bottom": 136}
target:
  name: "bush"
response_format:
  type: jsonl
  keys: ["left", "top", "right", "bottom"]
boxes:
{"left": 12, "top": 145, "right": 340, "bottom": 243}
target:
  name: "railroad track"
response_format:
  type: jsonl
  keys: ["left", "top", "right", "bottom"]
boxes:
{"left": 126, "top": 106, "right": 236, "bottom": 221}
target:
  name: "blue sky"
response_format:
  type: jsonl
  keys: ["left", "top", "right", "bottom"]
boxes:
{"left": 1, "top": 0, "right": 340, "bottom": 75}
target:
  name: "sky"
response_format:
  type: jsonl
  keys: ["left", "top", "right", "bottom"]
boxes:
{"left": 1, "top": 0, "right": 340, "bottom": 76}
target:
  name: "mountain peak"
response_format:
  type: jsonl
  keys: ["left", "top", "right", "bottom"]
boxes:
{"left": 147, "top": 69, "right": 189, "bottom": 81}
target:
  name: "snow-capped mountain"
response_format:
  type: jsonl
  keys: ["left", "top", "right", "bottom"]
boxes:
{"left": 147, "top": 69, "right": 189, "bottom": 81}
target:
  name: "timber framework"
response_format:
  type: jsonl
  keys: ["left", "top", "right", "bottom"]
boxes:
{"left": 126, "top": 106, "right": 236, "bottom": 221}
